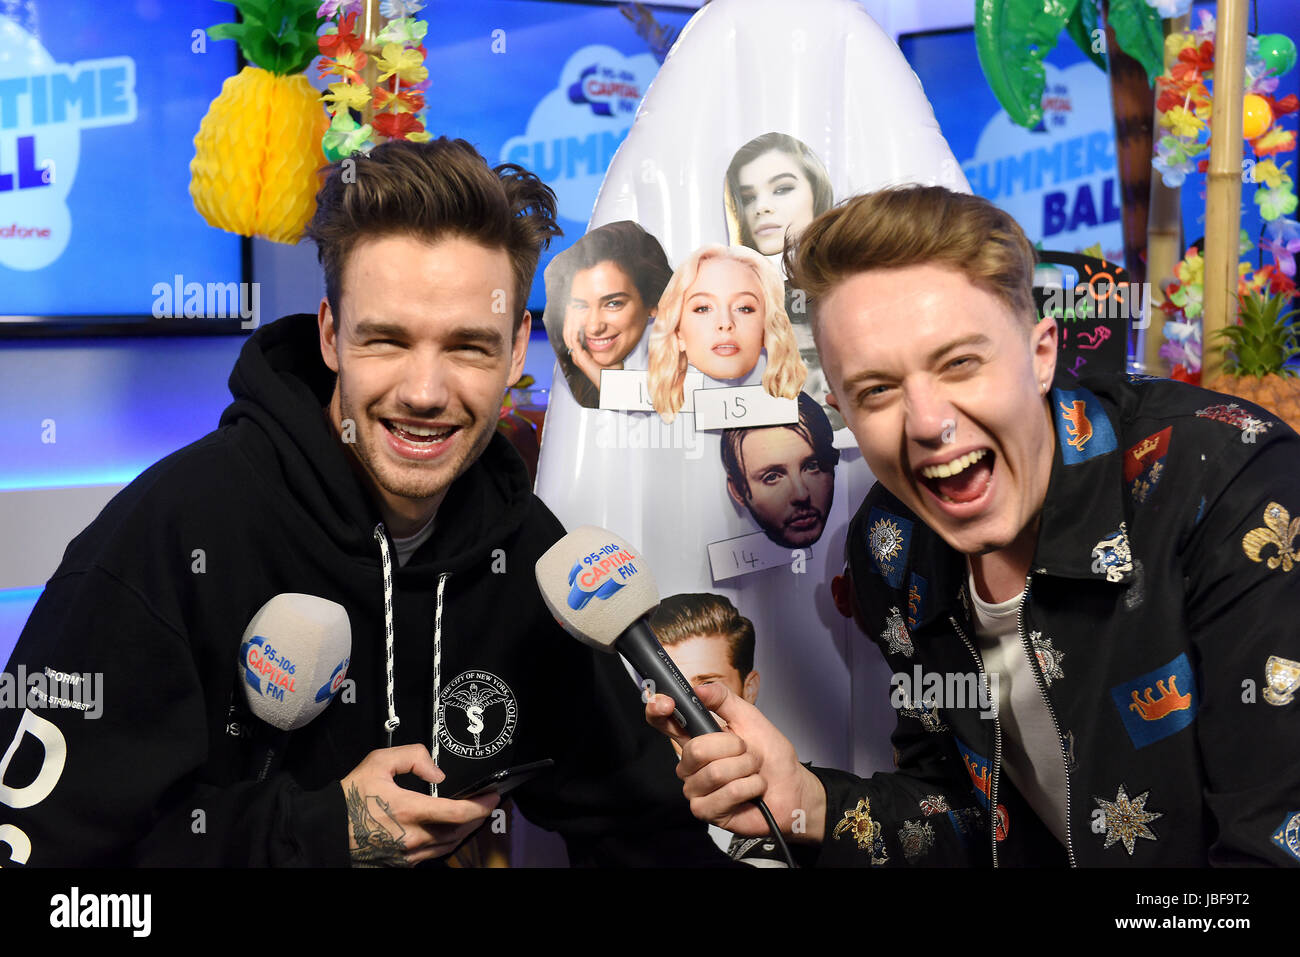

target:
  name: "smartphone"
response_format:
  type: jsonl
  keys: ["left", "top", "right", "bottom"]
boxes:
{"left": 449, "top": 758, "right": 556, "bottom": 800}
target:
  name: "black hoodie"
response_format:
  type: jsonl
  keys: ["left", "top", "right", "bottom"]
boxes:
{"left": 0, "top": 314, "right": 723, "bottom": 867}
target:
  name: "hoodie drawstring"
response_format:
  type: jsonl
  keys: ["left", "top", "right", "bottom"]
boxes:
{"left": 373, "top": 525, "right": 401, "bottom": 748}
{"left": 430, "top": 571, "right": 449, "bottom": 798}
{"left": 374, "top": 523, "right": 451, "bottom": 798}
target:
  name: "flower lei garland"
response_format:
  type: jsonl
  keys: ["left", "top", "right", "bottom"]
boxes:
{"left": 1153, "top": 11, "right": 1299, "bottom": 382}
{"left": 1153, "top": 10, "right": 1298, "bottom": 222}
{"left": 1159, "top": 221, "right": 1299, "bottom": 382}
{"left": 316, "top": 0, "right": 431, "bottom": 159}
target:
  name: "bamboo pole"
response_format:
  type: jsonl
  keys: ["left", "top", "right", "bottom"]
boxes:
{"left": 359, "top": 0, "right": 383, "bottom": 129}
{"left": 1144, "top": 12, "right": 1191, "bottom": 376}
{"left": 1201, "top": 0, "right": 1248, "bottom": 387}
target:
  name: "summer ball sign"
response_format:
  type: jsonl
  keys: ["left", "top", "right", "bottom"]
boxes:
{"left": 0, "top": 15, "right": 136, "bottom": 270}
{"left": 963, "top": 61, "right": 1122, "bottom": 258}
{"left": 501, "top": 45, "right": 656, "bottom": 224}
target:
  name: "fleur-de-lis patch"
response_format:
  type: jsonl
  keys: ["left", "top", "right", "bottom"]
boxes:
{"left": 1242, "top": 502, "right": 1299, "bottom": 572}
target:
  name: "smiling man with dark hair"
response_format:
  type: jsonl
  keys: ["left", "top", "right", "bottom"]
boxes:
{"left": 2, "top": 138, "right": 724, "bottom": 868}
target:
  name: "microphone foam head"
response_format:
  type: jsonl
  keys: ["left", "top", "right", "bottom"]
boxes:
{"left": 535, "top": 526, "right": 659, "bottom": 652}
{"left": 239, "top": 593, "right": 352, "bottom": 731}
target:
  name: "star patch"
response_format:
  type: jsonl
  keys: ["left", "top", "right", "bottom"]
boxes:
{"left": 832, "top": 797, "right": 889, "bottom": 864}
{"left": 867, "top": 508, "right": 912, "bottom": 588}
{"left": 919, "top": 795, "right": 951, "bottom": 816}
{"left": 1030, "top": 631, "right": 1065, "bottom": 687}
{"left": 880, "top": 606, "right": 914, "bottom": 658}
{"left": 1090, "top": 522, "right": 1133, "bottom": 582}
{"left": 1195, "top": 402, "right": 1274, "bottom": 442}
{"left": 1053, "top": 386, "right": 1118, "bottom": 464}
{"left": 1109, "top": 653, "right": 1197, "bottom": 749}
{"left": 1093, "top": 784, "right": 1162, "bottom": 855}
{"left": 1263, "top": 655, "right": 1300, "bottom": 707}
{"left": 1272, "top": 811, "right": 1300, "bottom": 862}
{"left": 1242, "top": 502, "right": 1299, "bottom": 573}
{"left": 898, "top": 818, "right": 936, "bottom": 860}
{"left": 1123, "top": 427, "right": 1172, "bottom": 505}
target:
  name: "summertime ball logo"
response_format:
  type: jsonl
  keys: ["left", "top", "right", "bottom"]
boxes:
{"left": 0, "top": 16, "right": 137, "bottom": 270}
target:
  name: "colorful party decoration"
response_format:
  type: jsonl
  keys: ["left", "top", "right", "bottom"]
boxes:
{"left": 190, "top": 0, "right": 330, "bottom": 244}
{"left": 1257, "top": 33, "right": 1297, "bottom": 78}
{"left": 1152, "top": 11, "right": 1298, "bottom": 228}
{"left": 317, "top": 0, "right": 431, "bottom": 157}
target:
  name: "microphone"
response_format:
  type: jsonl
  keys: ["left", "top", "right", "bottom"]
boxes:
{"left": 237, "top": 593, "right": 353, "bottom": 781}
{"left": 534, "top": 526, "right": 718, "bottom": 737}
{"left": 535, "top": 526, "right": 796, "bottom": 867}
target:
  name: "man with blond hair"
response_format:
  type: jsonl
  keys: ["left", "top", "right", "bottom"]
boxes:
{"left": 648, "top": 185, "right": 1300, "bottom": 867}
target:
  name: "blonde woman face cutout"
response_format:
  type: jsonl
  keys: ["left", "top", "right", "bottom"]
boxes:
{"left": 675, "top": 257, "right": 767, "bottom": 380}
{"left": 736, "top": 150, "right": 817, "bottom": 256}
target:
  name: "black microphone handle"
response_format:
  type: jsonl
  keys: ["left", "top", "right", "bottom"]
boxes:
{"left": 615, "top": 619, "right": 722, "bottom": 738}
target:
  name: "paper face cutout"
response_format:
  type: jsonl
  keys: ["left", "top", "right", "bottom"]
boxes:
{"left": 543, "top": 221, "right": 673, "bottom": 408}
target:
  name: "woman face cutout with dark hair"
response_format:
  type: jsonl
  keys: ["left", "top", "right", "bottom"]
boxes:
{"left": 725, "top": 133, "right": 833, "bottom": 257}
{"left": 544, "top": 221, "right": 672, "bottom": 406}
{"left": 562, "top": 261, "right": 653, "bottom": 384}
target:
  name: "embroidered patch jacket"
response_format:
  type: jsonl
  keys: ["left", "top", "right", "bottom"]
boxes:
{"left": 811, "top": 373, "right": 1300, "bottom": 867}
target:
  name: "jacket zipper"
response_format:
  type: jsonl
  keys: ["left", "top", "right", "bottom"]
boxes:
{"left": 950, "top": 614, "right": 1002, "bottom": 867}
{"left": 1016, "top": 575, "right": 1078, "bottom": 867}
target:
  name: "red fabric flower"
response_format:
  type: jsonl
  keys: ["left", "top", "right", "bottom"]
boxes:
{"left": 1170, "top": 364, "right": 1201, "bottom": 385}
{"left": 1179, "top": 41, "right": 1215, "bottom": 74}
{"left": 318, "top": 12, "right": 363, "bottom": 58}
{"left": 1270, "top": 94, "right": 1299, "bottom": 118}
{"left": 372, "top": 111, "right": 426, "bottom": 139}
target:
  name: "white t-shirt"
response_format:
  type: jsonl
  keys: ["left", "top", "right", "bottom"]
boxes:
{"left": 967, "top": 566, "right": 1067, "bottom": 845}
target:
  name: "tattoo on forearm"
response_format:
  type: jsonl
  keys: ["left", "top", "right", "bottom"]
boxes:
{"left": 346, "top": 783, "right": 411, "bottom": 867}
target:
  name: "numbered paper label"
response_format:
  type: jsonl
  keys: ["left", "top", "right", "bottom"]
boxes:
{"left": 693, "top": 387, "right": 797, "bottom": 430}
{"left": 600, "top": 370, "right": 703, "bottom": 412}
{"left": 708, "top": 531, "right": 813, "bottom": 582}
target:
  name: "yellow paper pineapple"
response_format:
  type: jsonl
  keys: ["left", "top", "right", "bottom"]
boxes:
{"left": 190, "top": 0, "right": 328, "bottom": 244}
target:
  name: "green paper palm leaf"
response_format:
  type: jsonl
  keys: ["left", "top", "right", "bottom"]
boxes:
{"left": 1105, "top": 0, "right": 1165, "bottom": 83}
{"left": 209, "top": 0, "right": 322, "bottom": 76}
{"left": 975, "top": 0, "right": 1079, "bottom": 129}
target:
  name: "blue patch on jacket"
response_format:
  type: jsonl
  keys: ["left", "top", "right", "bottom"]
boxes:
{"left": 1109, "top": 653, "right": 1197, "bottom": 749}
{"left": 1054, "top": 386, "right": 1118, "bottom": 464}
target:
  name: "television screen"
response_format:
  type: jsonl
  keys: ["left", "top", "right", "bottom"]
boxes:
{"left": 900, "top": 3, "right": 1300, "bottom": 270}
{"left": 0, "top": 0, "right": 696, "bottom": 330}
{"left": 0, "top": 0, "right": 247, "bottom": 332}
{"left": 420, "top": 0, "right": 695, "bottom": 309}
